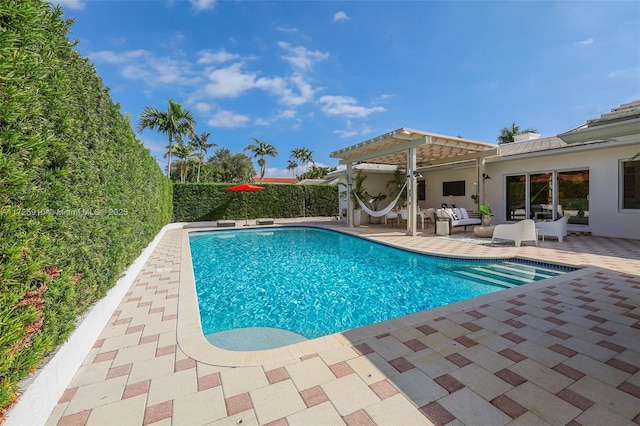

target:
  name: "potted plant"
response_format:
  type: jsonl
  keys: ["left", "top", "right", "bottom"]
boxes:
{"left": 477, "top": 203, "right": 494, "bottom": 226}
{"left": 339, "top": 170, "right": 367, "bottom": 226}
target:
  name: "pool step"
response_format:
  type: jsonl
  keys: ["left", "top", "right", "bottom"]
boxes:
{"left": 454, "top": 262, "right": 566, "bottom": 289}
{"left": 454, "top": 270, "right": 519, "bottom": 289}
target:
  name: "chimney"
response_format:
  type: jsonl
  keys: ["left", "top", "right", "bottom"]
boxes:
{"left": 513, "top": 132, "right": 541, "bottom": 143}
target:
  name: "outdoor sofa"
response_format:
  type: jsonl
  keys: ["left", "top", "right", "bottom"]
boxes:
{"left": 434, "top": 207, "right": 481, "bottom": 234}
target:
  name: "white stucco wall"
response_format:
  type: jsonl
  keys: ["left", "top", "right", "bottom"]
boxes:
{"left": 422, "top": 168, "right": 479, "bottom": 212}
{"left": 483, "top": 143, "right": 640, "bottom": 239}
{"left": 336, "top": 170, "right": 396, "bottom": 224}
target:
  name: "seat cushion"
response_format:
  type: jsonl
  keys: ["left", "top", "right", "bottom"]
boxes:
{"left": 455, "top": 218, "right": 481, "bottom": 226}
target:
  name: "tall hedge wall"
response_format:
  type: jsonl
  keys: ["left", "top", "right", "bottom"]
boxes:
{"left": 173, "top": 183, "right": 339, "bottom": 222}
{"left": 0, "top": 0, "right": 173, "bottom": 415}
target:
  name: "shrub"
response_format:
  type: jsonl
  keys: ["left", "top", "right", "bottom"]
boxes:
{"left": 173, "top": 183, "right": 339, "bottom": 222}
{"left": 0, "top": 0, "right": 172, "bottom": 415}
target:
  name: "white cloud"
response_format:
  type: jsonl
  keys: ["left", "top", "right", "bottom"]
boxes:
{"left": 253, "top": 73, "right": 316, "bottom": 107}
{"left": 277, "top": 42, "right": 330, "bottom": 71}
{"left": 574, "top": 38, "right": 594, "bottom": 46}
{"left": 207, "top": 110, "right": 250, "bottom": 128}
{"left": 319, "top": 95, "right": 386, "bottom": 118}
{"left": 276, "top": 26, "right": 299, "bottom": 34}
{"left": 193, "top": 102, "right": 214, "bottom": 114}
{"left": 608, "top": 67, "right": 640, "bottom": 79}
{"left": 204, "top": 63, "right": 258, "bottom": 97}
{"left": 255, "top": 109, "right": 297, "bottom": 126}
{"left": 90, "top": 49, "right": 149, "bottom": 64}
{"left": 333, "top": 129, "right": 358, "bottom": 138}
{"left": 197, "top": 49, "right": 240, "bottom": 64}
{"left": 332, "top": 119, "right": 371, "bottom": 138}
{"left": 333, "top": 11, "right": 350, "bottom": 23}
{"left": 91, "top": 49, "right": 200, "bottom": 86}
{"left": 190, "top": 0, "right": 216, "bottom": 11}
{"left": 52, "top": 0, "right": 84, "bottom": 10}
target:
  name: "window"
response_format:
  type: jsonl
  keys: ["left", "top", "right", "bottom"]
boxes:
{"left": 418, "top": 180, "right": 426, "bottom": 201}
{"left": 622, "top": 159, "right": 640, "bottom": 210}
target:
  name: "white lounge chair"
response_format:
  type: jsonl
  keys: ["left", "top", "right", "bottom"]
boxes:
{"left": 492, "top": 219, "right": 538, "bottom": 247}
{"left": 536, "top": 216, "right": 567, "bottom": 242}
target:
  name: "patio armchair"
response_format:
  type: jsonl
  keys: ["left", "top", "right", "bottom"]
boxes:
{"left": 535, "top": 216, "right": 567, "bottom": 242}
{"left": 492, "top": 219, "right": 538, "bottom": 247}
{"left": 385, "top": 211, "right": 399, "bottom": 227}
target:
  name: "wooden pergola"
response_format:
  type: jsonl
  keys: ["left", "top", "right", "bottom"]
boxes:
{"left": 330, "top": 128, "right": 497, "bottom": 235}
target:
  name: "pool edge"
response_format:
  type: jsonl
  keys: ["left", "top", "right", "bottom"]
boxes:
{"left": 177, "top": 225, "right": 595, "bottom": 367}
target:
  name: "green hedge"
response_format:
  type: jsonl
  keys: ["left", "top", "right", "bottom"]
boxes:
{"left": 173, "top": 183, "right": 339, "bottom": 222}
{"left": 0, "top": 0, "right": 172, "bottom": 415}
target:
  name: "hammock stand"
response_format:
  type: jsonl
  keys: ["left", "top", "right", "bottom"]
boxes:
{"left": 352, "top": 180, "right": 408, "bottom": 217}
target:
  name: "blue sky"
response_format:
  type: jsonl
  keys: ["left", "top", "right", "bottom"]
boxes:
{"left": 54, "top": 0, "right": 639, "bottom": 177}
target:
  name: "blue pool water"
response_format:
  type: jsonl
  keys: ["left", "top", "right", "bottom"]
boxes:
{"left": 189, "top": 227, "right": 571, "bottom": 350}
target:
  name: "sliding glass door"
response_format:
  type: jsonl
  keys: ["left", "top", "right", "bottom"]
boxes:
{"left": 504, "top": 169, "right": 589, "bottom": 225}
{"left": 558, "top": 170, "right": 589, "bottom": 225}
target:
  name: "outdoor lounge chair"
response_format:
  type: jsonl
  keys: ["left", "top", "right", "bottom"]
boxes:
{"left": 492, "top": 219, "right": 538, "bottom": 247}
{"left": 256, "top": 218, "right": 274, "bottom": 225}
{"left": 217, "top": 220, "right": 236, "bottom": 227}
{"left": 535, "top": 216, "right": 567, "bottom": 242}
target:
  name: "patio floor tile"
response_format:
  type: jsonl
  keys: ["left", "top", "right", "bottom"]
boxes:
{"left": 506, "top": 381, "right": 582, "bottom": 425}
{"left": 365, "top": 393, "right": 433, "bottom": 425}
{"left": 439, "top": 387, "right": 512, "bottom": 426}
{"left": 249, "top": 380, "right": 306, "bottom": 424}
{"left": 41, "top": 224, "right": 640, "bottom": 426}
{"left": 64, "top": 376, "right": 127, "bottom": 415}
{"left": 86, "top": 394, "right": 146, "bottom": 426}
{"left": 321, "top": 374, "right": 380, "bottom": 416}
{"left": 286, "top": 356, "right": 334, "bottom": 391}
{"left": 449, "top": 363, "right": 513, "bottom": 400}
{"left": 286, "top": 402, "right": 345, "bottom": 426}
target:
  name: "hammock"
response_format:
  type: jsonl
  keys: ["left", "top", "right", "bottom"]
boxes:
{"left": 353, "top": 180, "right": 408, "bottom": 217}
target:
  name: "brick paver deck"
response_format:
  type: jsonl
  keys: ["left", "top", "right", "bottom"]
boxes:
{"left": 46, "top": 222, "right": 640, "bottom": 425}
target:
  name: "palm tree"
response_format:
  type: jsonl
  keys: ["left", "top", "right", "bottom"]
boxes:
{"left": 137, "top": 98, "right": 196, "bottom": 178}
{"left": 190, "top": 131, "right": 216, "bottom": 183}
{"left": 287, "top": 159, "right": 299, "bottom": 179}
{"left": 497, "top": 123, "right": 539, "bottom": 144}
{"left": 173, "top": 138, "right": 198, "bottom": 182}
{"left": 244, "top": 138, "right": 278, "bottom": 183}
{"left": 291, "top": 147, "right": 314, "bottom": 176}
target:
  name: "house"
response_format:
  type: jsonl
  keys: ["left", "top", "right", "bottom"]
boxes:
{"left": 329, "top": 101, "right": 640, "bottom": 239}
{"left": 251, "top": 176, "right": 298, "bottom": 184}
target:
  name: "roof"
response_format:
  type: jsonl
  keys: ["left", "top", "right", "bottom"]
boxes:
{"left": 587, "top": 100, "right": 640, "bottom": 127}
{"left": 251, "top": 177, "right": 298, "bottom": 184}
{"left": 329, "top": 128, "right": 497, "bottom": 167}
{"left": 497, "top": 136, "right": 568, "bottom": 156}
{"left": 558, "top": 100, "right": 640, "bottom": 144}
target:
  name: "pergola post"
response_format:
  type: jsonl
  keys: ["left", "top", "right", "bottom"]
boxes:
{"left": 407, "top": 147, "right": 418, "bottom": 236}
{"left": 346, "top": 163, "right": 353, "bottom": 227}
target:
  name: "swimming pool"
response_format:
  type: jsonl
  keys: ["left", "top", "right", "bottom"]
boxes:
{"left": 189, "top": 227, "right": 571, "bottom": 350}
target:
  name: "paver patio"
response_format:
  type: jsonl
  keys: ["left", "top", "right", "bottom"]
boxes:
{"left": 45, "top": 221, "right": 640, "bottom": 425}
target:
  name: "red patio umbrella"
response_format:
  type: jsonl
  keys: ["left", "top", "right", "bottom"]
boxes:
{"left": 227, "top": 183, "right": 265, "bottom": 225}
